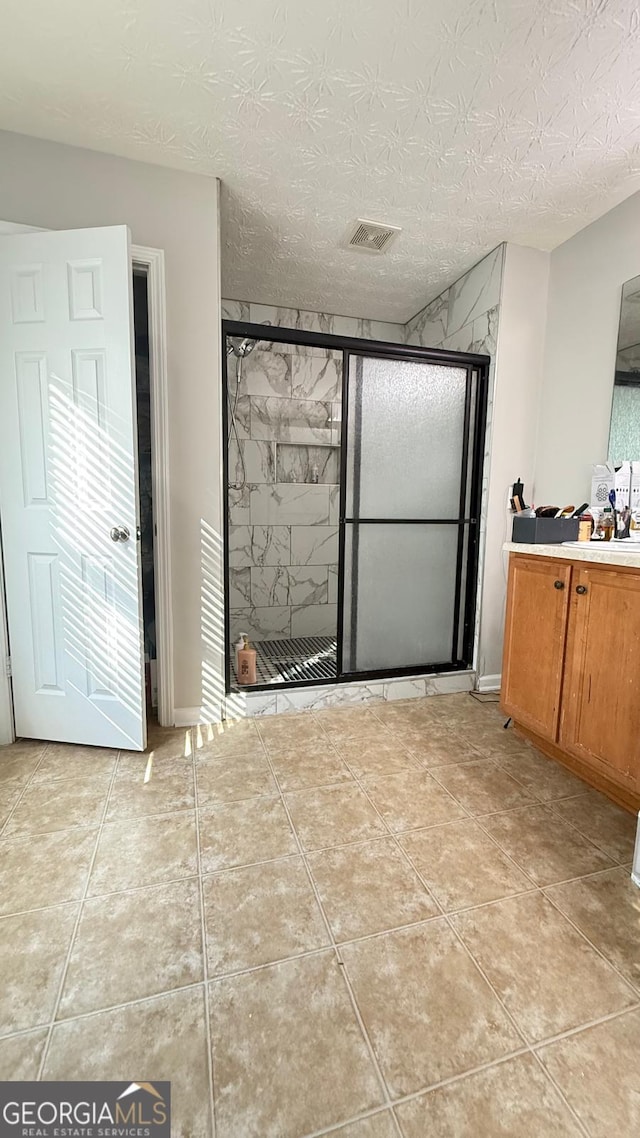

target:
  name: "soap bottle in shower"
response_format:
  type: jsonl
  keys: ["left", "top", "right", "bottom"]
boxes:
{"left": 237, "top": 636, "right": 257, "bottom": 685}
{"left": 235, "top": 632, "right": 248, "bottom": 677}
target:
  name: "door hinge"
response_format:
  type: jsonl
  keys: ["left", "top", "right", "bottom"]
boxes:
{"left": 5, "top": 655, "right": 11, "bottom": 678}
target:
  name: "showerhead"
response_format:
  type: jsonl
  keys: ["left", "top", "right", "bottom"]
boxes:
{"left": 226, "top": 320, "right": 272, "bottom": 359}
{"left": 227, "top": 336, "right": 257, "bottom": 359}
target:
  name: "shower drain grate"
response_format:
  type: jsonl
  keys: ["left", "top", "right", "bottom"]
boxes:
{"left": 232, "top": 636, "right": 338, "bottom": 686}
{"left": 276, "top": 655, "right": 337, "bottom": 683}
{"left": 258, "top": 635, "right": 336, "bottom": 660}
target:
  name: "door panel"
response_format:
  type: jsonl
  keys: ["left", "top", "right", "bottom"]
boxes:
{"left": 501, "top": 556, "right": 571, "bottom": 739}
{"left": 344, "top": 356, "right": 468, "bottom": 519}
{"left": 340, "top": 352, "right": 480, "bottom": 677}
{"left": 0, "top": 226, "right": 145, "bottom": 749}
{"left": 560, "top": 566, "right": 640, "bottom": 779}
{"left": 342, "top": 523, "right": 460, "bottom": 672}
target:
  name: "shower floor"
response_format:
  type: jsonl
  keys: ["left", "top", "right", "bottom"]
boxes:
{"left": 232, "top": 635, "right": 338, "bottom": 687}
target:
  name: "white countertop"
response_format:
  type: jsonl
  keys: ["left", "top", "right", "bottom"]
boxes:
{"left": 503, "top": 540, "right": 640, "bottom": 567}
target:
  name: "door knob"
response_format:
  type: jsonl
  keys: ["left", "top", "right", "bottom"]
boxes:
{"left": 110, "top": 526, "right": 130, "bottom": 543}
{"left": 576, "top": 584, "right": 588, "bottom": 595}
{"left": 553, "top": 580, "right": 565, "bottom": 590}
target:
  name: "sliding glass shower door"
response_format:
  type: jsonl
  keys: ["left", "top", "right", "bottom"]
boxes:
{"left": 338, "top": 352, "right": 484, "bottom": 677}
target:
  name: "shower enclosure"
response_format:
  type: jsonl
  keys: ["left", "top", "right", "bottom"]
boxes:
{"left": 222, "top": 321, "right": 489, "bottom": 693}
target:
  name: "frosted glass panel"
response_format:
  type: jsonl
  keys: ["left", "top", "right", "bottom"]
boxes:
{"left": 609, "top": 384, "right": 640, "bottom": 461}
{"left": 346, "top": 356, "right": 467, "bottom": 519}
{"left": 342, "top": 524, "right": 459, "bottom": 671}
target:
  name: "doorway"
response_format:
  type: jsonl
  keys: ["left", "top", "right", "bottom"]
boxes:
{"left": 132, "top": 269, "right": 157, "bottom": 718}
{"left": 222, "top": 321, "right": 489, "bottom": 694}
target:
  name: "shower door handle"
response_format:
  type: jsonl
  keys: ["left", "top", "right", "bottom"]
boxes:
{"left": 110, "top": 525, "right": 130, "bottom": 543}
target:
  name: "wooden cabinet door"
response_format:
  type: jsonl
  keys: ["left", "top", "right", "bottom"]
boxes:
{"left": 560, "top": 565, "right": 640, "bottom": 781}
{"left": 501, "top": 555, "right": 572, "bottom": 739}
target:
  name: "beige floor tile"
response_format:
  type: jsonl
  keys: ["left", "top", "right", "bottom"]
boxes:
{"left": 32, "top": 743, "right": 118, "bottom": 783}
{"left": 496, "top": 749, "right": 587, "bottom": 802}
{"left": 268, "top": 741, "right": 353, "bottom": 790}
{"left": 316, "top": 708, "right": 393, "bottom": 745}
{"left": 0, "top": 1029, "right": 48, "bottom": 1079}
{"left": 285, "top": 784, "right": 387, "bottom": 850}
{"left": 399, "top": 819, "right": 533, "bottom": 912}
{"left": 0, "top": 828, "right": 97, "bottom": 915}
{"left": 383, "top": 723, "right": 482, "bottom": 767}
{"left": 537, "top": 1008, "right": 640, "bottom": 1138}
{"left": 203, "top": 857, "right": 328, "bottom": 975}
{"left": 194, "top": 734, "right": 267, "bottom": 764}
{"left": 550, "top": 789, "right": 637, "bottom": 863}
{"left": 106, "top": 764, "right": 195, "bottom": 821}
{"left": 428, "top": 694, "right": 483, "bottom": 724}
{"left": 395, "top": 1053, "right": 581, "bottom": 1137}
{"left": 144, "top": 724, "right": 194, "bottom": 762}
{"left": 195, "top": 751, "right": 276, "bottom": 805}
{"left": 58, "top": 879, "right": 203, "bottom": 1018}
{"left": 193, "top": 718, "right": 264, "bottom": 757}
{"left": 545, "top": 867, "right": 640, "bottom": 991}
{"left": 198, "top": 796, "right": 298, "bottom": 872}
{"left": 0, "top": 741, "right": 46, "bottom": 784}
{"left": 258, "top": 715, "right": 328, "bottom": 750}
{"left": 0, "top": 905, "right": 78, "bottom": 1032}
{"left": 361, "top": 771, "right": 466, "bottom": 833}
{"left": 326, "top": 1112, "right": 398, "bottom": 1138}
{"left": 45, "top": 987, "right": 212, "bottom": 1138}
{"left": 433, "top": 760, "right": 535, "bottom": 815}
{"left": 116, "top": 750, "right": 193, "bottom": 778}
{"left": 308, "top": 838, "right": 438, "bottom": 941}
{"left": 3, "top": 775, "right": 110, "bottom": 837}
{"left": 342, "top": 919, "right": 521, "bottom": 1096}
{"left": 407, "top": 735, "right": 487, "bottom": 768}
{"left": 372, "top": 699, "right": 441, "bottom": 727}
{"left": 457, "top": 723, "right": 533, "bottom": 757}
{"left": 209, "top": 951, "right": 383, "bottom": 1138}
{"left": 0, "top": 779, "right": 24, "bottom": 828}
{"left": 452, "top": 892, "right": 636, "bottom": 1042}
{"left": 88, "top": 811, "right": 198, "bottom": 896}
{"left": 334, "top": 736, "right": 422, "bottom": 778}
{"left": 480, "top": 804, "right": 615, "bottom": 886}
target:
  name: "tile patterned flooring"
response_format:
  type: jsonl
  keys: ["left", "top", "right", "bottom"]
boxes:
{"left": 0, "top": 693, "right": 638, "bottom": 1137}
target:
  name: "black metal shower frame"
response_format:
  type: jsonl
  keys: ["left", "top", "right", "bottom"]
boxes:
{"left": 222, "top": 319, "right": 490, "bottom": 695}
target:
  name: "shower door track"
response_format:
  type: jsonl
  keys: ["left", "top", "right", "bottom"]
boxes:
{"left": 222, "top": 320, "right": 490, "bottom": 695}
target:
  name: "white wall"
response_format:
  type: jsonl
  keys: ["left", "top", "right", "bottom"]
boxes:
{"left": 535, "top": 188, "right": 640, "bottom": 504}
{"left": 477, "top": 244, "right": 550, "bottom": 685}
{"left": 0, "top": 130, "right": 222, "bottom": 725}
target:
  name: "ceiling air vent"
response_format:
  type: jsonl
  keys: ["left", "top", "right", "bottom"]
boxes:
{"left": 346, "top": 218, "right": 402, "bottom": 254}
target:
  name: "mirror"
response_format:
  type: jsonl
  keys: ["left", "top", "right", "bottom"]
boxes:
{"left": 609, "top": 274, "right": 640, "bottom": 461}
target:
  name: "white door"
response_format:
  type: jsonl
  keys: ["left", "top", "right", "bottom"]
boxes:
{"left": 0, "top": 226, "right": 146, "bottom": 750}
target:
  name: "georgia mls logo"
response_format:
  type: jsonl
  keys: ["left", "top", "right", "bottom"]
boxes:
{"left": 119, "top": 1082, "right": 165, "bottom": 1108}
{"left": 0, "top": 1080, "right": 171, "bottom": 1137}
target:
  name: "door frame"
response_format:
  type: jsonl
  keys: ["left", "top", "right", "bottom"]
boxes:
{"left": 132, "top": 245, "right": 174, "bottom": 728}
{"left": 221, "top": 319, "right": 490, "bottom": 694}
{"left": 0, "top": 226, "right": 174, "bottom": 743}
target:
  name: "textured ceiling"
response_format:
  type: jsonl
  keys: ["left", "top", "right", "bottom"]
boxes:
{"left": 1, "top": 1, "right": 640, "bottom": 321}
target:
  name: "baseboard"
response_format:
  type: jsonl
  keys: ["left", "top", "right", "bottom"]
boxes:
{"left": 173, "top": 706, "right": 223, "bottom": 727}
{"left": 476, "top": 673, "right": 501, "bottom": 693}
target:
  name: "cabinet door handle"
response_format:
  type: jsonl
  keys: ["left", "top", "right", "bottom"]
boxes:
{"left": 576, "top": 584, "right": 588, "bottom": 595}
{"left": 554, "top": 580, "right": 565, "bottom": 590}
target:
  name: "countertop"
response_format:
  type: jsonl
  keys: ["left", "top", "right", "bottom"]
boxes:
{"left": 503, "top": 540, "right": 640, "bottom": 567}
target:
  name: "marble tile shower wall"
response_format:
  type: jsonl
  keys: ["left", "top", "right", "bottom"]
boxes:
{"left": 223, "top": 300, "right": 407, "bottom": 647}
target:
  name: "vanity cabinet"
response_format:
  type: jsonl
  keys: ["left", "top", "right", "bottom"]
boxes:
{"left": 502, "top": 552, "right": 640, "bottom": 811}
{"left": 501, "top": 556, "right": 571, "bottom": 740}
